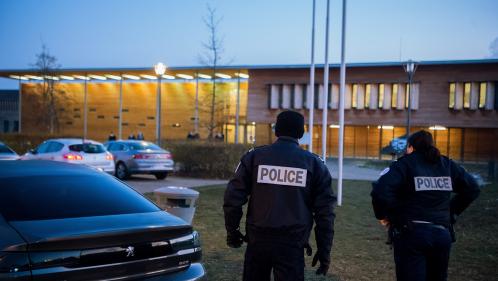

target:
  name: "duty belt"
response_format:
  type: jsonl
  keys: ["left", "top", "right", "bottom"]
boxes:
{"left": 411, "top": 220, "right": 447, "bottom": 231}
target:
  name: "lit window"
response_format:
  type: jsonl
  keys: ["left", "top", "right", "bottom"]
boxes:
{"left": 365, "top": 84, "right": 371, "bottom": 109}
{"left": 391, "top": 84, "right": 398, "bottom": 108}
{"left": 405, "top": 84, "right": 410, "bottom": 108}
{"left": 479, "top": 82, "right": 487, "bottom": 109}
{"left": 378, "top": 84, "right": 384, "bottom": 108}
{"left": 352, "top": 84, "right": 358, "bottom": 108}
{"left": 463, "top": 82, "right": 471, "bottom": 109}
{"left": 449, "top": 83, "right": 455, "bottom": 108}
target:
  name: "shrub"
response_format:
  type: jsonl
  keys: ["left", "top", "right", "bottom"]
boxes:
{"left": 163, "top": 141, "right": 252, "bottom": 179}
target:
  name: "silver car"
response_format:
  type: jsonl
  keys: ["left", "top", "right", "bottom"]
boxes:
{"left": 104, "top": 140, "right": 174, "bottom": 180}
{"left": 21, "top": 138, "right": 115, "bottom": 174}
{"left": 0, "top": 141, "right": 19, "bottom": 160}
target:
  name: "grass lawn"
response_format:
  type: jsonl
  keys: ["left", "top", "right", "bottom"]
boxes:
{"left": 154, "top": 180, "right": 498, "bottom": 280}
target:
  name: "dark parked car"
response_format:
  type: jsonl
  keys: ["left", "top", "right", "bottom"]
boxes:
{"left": 104, "top": 140, "right": 174, "bottom": 180}
{"left": 0, "top": 160, "right": 205, "bottom": 281}
{"left": 0, "top": 141, "right": 19, "bottom": 160}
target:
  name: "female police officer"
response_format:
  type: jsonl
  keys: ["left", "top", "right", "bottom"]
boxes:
{"left": 371, "top": 130, "right": 480, "bottom": 281}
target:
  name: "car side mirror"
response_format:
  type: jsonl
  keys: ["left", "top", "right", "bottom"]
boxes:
{"left": 29, "top": 149, "right": 37, "bottom": 154}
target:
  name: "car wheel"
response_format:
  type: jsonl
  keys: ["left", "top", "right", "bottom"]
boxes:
{"left": 154, "top": 172, "right": 168, "bottom": 180}
{"left": 116, "top": 162, "right": 130, "bottom": 180}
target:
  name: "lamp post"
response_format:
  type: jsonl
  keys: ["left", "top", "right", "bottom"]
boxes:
{"left": 154, "top": 62, "right": 166, "bottom": 146}
{"left": 403, "top": 60, "right": 417, "bottom": 137}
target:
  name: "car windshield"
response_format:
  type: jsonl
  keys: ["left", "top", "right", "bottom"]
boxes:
{"left": 0, "top": 145, "right": 14, "bottom": 154}
{"left": 128, "top": 142, "right": 162, "bottom": 151}
{"left": 0, "top": 175, "right": 160, "bottom": 221}
{"left": 69, "top": 143, "right": 106, "bottom": 153}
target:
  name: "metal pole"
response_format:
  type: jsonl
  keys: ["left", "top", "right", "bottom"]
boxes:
{"left": 338, "top": 0, "right": 348, "bottom": 206}
{"left": 321, "top": 0, "right": 331, "bottom": 161}
{"left": 308, "top": 0, "right": 316, "bottom": 153}
{"left": 156, "top": 76, "right": 162, "bottom": 146}
{"left": 18, "top": 78, "right": 22, "bottom": 133}
{"left": 83, "top": 76, "right": 88, "bottom": 139}
{"left": 235, "top": 73, "right": 241, "bottom": 144}
{"left": 194, "top": 72, "right": 199, "bottom": 134}
{"left": 118, "top": 75, "right": 123, "bottom": 140}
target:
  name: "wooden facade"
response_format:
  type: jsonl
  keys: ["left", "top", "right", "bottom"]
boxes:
{"left": 247, "top": 61, "right": 498, "bottom": 161}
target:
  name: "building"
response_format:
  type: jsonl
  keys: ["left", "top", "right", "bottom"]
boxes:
{"left": 0, "top": 90, "right": 19, "bottom": 133}
{"left": 0, "top": 59, "right": 497, "bottom": 161}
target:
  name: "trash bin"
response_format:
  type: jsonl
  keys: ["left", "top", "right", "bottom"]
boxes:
{"left": 154, "top": 186, "right": 199, "bottom": 224}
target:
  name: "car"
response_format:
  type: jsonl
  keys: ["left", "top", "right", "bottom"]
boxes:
{"left": 0, "top": 160, "right": 205, "bottom": 281}
{"left": 0, "top": 142, "right": 19, "bottom": 160}
{"left": 104, "top": 140, "right": 175, "bottom": 180}
{"left": 21, "top": 138, "right": 115, "bottom": 174}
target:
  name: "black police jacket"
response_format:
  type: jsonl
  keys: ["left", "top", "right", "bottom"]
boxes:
{"left": 223, "top": 137, "right": 336, "bottom": 256}
{"left": 371, "top": 151, "right": 480, "bottom": 227}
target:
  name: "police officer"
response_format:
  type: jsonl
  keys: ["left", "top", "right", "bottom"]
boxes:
{"left": 223, "top": 110, "right": 336, "bottom": 281}
{"left": 371, "top": 130, "right": 480, "bottom": 281}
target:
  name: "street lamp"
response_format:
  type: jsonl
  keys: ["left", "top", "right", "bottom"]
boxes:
{"left": 154, "top": 62, "right": 166, "bottom": 146}
{"left": 403, "top": 60, "right": 417, "bottom": 137}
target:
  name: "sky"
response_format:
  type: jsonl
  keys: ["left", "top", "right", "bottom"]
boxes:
{"left": 1, "top": 0, "right": 497, "bottom": 88}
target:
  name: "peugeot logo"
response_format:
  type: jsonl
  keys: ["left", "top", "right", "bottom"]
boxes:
{"left": 125, "top": 246, "right": 135, "bottom": 258}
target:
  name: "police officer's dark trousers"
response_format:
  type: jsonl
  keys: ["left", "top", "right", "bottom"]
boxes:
{"left": 243, "top": 240, "right": 304, "bottom": 281}
{"left": 393, "top": 224, "right": 452, "bottom": 281}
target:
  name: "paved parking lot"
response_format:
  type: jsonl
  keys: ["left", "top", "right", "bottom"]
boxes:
{"left": 125, "top": 175, "right": 228, "bottom": 194}
{"left": 125, "top": 160, "right": 383, "bottom": 194}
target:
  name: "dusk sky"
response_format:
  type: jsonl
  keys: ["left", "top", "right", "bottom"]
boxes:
{"left": 1, "top": 0, "right": 497, "bottom": 88}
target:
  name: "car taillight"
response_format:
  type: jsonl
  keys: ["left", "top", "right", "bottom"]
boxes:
{"left": 165, "top": 153, "right": 172, "bottom": 159}
{"left": 133, "top": 154, "right": 145, "bottom": 159}
{"left": 106, "top": 153, "right": 113, "bottom": 160}
{"left": 63, "top": 153, "right": 83, "bottom": 160}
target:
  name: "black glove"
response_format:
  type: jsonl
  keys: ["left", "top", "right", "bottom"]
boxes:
{"left": 311, "top": 252, "right": 330, "bottom": 276}
{"left": 226, "top": 229, "right": 246, "bottom": 248}
{"left": 304, "top": 243, "right": 313, "bottom": 256}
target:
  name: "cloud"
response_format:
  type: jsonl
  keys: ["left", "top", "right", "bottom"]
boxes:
{"left": 490, "top": 37, "right": 498, "bottom": 58}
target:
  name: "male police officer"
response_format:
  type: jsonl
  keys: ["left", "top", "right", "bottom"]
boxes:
{"left": 371, "top": 130, "right": 480, "bottom": 281}
{"left": 223, "top": 110, "right": 336, "bottom": 281}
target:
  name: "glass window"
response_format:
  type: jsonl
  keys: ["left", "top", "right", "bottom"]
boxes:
{"left": 13, "top": 121, "right": 19, "bottom": 132}
{"left": 391, "top": 84, "right": 398, "bottom": 108}
{"left": 127, "top": 142, "right": 162, "bottom": 151}
{"left": 463, "top": 82, "right": 471, "bottom": 109}
{"left": 3, "top": 120, "right": 9, "bottom": 133}
{"left": 47, "top": 142, "right": 64, "bottom": 153}
{"left": 449, "top": 83, "right": 456, "bottom": 108}
{"left": 405, "top": 84, "right": 410, "bottom": 109}
{"left": 365, "top": 84, "right": 371, "bottom": 109}
{"left": 378, "top": 84, "right": 385, "bottom": 108}
{"left": 0, "top": 145, "right": 15, "bottom": 154}
{"left": 479, "top": 82, "right": 487, "bottom": 109}
{"left": 107, "top": 143, "right": 118, "bottom": 151}
{"left": 0, "top": 175, "right": 160, "bottom": 221}
{"left": 352, "top": 84, "right": 358, "bottom": 108}
{"left": 69, "top": 143, "right": 106, "bottom": 154}
{"left": 36, "top": 142, "right": 51, "bottom": 154}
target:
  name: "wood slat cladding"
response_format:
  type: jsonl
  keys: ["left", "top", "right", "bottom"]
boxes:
{"left": 21, "top": 81, "right": 249, "bottom": 142}
{"left": 247, "top": 63, "right": 498, "bottom": 128}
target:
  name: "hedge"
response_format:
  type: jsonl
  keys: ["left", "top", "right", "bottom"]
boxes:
{"left": 163, "top": 141, "right": 252, "bottom": 179}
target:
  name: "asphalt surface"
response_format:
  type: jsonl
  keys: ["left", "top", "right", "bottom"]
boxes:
{"left": 125, "top": 160, "right": 383, "bottom": 194}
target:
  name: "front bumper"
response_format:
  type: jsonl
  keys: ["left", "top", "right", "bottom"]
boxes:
{"left": 143, "top": 263, "right": 206, "bottom": 281}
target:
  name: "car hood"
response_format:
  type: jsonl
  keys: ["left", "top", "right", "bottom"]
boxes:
{"left": 8, "top": 211, "right": 191, "bottom": 251}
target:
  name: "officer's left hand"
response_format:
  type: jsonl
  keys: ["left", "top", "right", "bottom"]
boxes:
{"left": 226, "top": 230, "right": 246, "bottom": 248}
{"left": 312, "top": 253, "right": 330, "bottom": 276}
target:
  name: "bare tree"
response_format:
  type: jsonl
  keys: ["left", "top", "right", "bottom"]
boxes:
{"left": 32, "top": 44, "right": 65, "bottom": 134}
{"left": 199, "top": 4, "right": 227, "bottom": 140}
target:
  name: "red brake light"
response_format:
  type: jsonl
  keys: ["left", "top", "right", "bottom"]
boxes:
{"left": 63, "top": 153, "right": 83, "bottom": 160}
{"left": 106, "top": 153, "right": 113, "bottom": 160}
{"left": 165, "top": 153, "right": 172, "bottom": 159}
{"left": 133, "top": 154, "right": 145, "bottom": 159}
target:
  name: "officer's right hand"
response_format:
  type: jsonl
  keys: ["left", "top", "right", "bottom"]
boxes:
{"left": 312, "top": 252, "right": 330, "bottom": 276}
{"left": 226, "top": 230, "right": 246, "bottom": 248}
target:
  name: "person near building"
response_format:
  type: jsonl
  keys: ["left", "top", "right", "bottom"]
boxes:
{"left": 371, "top": 130, "right": 480, "bottom": 281}
{"left": 224, "top": 110, "right": 336, "bottom": 281}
